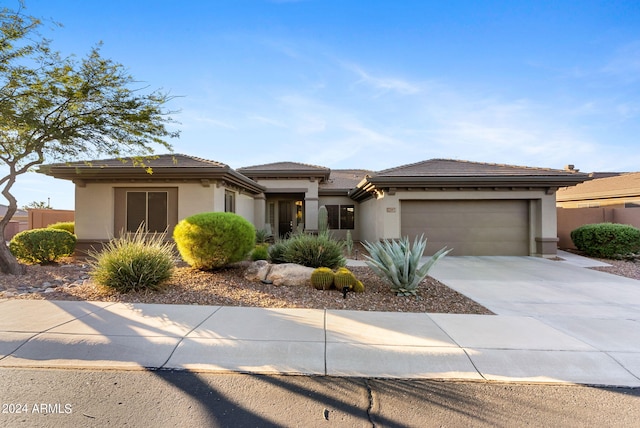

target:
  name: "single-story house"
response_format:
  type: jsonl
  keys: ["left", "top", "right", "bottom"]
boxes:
{"left": 556, "top": 171, "right": 640, "bottom": 248}
{"left": 556, "top": 172, "right": 640, "bottom": 208}
{"left": 39, "top": 154, "right": 588, "bottom": 257}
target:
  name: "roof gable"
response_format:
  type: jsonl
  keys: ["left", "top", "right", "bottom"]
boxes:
{"left": 238, "top": 161, "right": 331, "bottom": 181}
{"left": 376, "top": 159, "right": 582, "bottom": 177}
{"left": 39, "top": 154, "right": 265, "bottom": 194}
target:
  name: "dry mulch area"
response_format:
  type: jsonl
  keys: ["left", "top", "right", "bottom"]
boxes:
{"left": 1, "top": 258, "right": 493, "bottom": 315}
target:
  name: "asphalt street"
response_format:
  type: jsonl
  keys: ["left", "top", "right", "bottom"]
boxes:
{"left": 1, "top": 368, "right": 639, "bottom": 427}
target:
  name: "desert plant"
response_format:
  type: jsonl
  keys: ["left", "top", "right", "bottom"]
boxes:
{"left": 9, "top": 228, "right": 76, "bottom": 264}
{"left": 318, "top": 205, "right": 329, "bottom": 235}
{"left": 88, "top": 228, "right": 174, "bottom": 293}
{"left": 571, "top": 223, "right": 640, "bottom": 258}
{"left": 251, "top": 243, "right": 269, "bottom": 261}
{"left": 311, "top": 267, "right": 335, "bottom": 290}
{"left": 334, "top": 267, "right": 357, "bottom": 290}
{"left": 268, "top": 239, "right": 289, "bottom": 264}
{"left": 173, "top": 212, "right": 255, "bottom": 270}
{"left": 344, "top": 230, "right": 353, "bottom": 257}
{"left": 48, "top": 221, "right": 75, "bottom": 234}
{"left": 255, "top": 227, "right": 273, "bottom": 244}
{"left": 353, "top": 279, "right": 365, "bottom": 293}
{"left": 363, "top": 234, "right": 451, "bottom": 296}
{"left": 282, "top": 232, "right": 346, "bottom": 269}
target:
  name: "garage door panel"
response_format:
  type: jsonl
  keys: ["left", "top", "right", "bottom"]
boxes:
{"left": 401, "top": 200, "right": 529, "bottom": 256}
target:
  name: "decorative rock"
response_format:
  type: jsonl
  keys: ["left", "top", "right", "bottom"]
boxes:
{"left": 42, "top": 282, "right": 53, "bottom": 289}
{"left": 44, "top": 288, "right": 57, "bottom": 293}
{"left": 244, "top": 260, "right": 272, "bottom": 282}
{"left": 266, "top": 263, "right": 314, "bottom": 286}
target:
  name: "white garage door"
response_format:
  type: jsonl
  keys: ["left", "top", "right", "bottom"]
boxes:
{"left": 400, "top": 200, "right": 530, "bottom": 256}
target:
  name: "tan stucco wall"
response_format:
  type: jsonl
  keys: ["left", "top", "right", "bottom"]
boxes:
{"left": 252, "top": 178, "right": 320, "bottom": 231}
{"left": 356, "top": 188, "right": 558, "bottom": 256}
{"left": 75, "top": 181, "right": 257, "bottom": 241}
{"left": 318, "top": 196, "right": 359, "bottom": 240}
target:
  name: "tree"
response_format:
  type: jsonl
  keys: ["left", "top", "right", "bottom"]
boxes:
{"left": 22, "top": 201, "right": 51, "bottom": 209}
{"left": 0, "top": 3, "right": 178, "bottom": 274}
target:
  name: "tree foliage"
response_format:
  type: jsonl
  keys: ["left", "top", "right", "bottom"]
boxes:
{"left": 0, "top": 2, "right": 178, "bottom": 274}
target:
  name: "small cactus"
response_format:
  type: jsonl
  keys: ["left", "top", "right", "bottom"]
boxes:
{"left": 311, "top": 267, "right": 334, "bottom": 290}
{"left": 353, "top": 280, "right": 365, "bottom": 293}
{"left": 334, "top": 267, "right": 356, "bottom": 290}
{"left": 318, "top": 205, "right": 329, "bottom": 236}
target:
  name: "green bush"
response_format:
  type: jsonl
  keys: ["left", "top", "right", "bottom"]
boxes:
{"left": 268, "top": 239, "right": 289, "bottom": 264}
{"left": 47, "top": 221, "right": 75, "bottom": 234}
{"left": 282, "top": 232, "right": 346, "bottom": 269}
{"left": 173, "top": 212, "right": 255, "bottom": 270}
{"left": 88, "top": 228, "right": 174, "bottom": 293}
{"left": 570, "top": 223, "right": 640, "bottom": 258}
{"left": 251, "top": 244, "right": 269, "bottom": 261}
{"left": 363, "top": 234, "right": 451, "bottom": 296}
{"left": 255, "top": 227, "right": 273, "bottom": 244}
{"left": 9, "top": 228, "right": 76, "bottom": 264}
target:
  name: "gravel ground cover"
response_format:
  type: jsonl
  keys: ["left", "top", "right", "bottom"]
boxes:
{"left": 1, "top": 251, "right": 638, "bottom": 314}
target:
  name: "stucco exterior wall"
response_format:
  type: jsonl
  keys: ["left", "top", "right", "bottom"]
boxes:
{"left": 236, "top": 192, "right": 255, "bottom": 224}
{"left": 75, "top": 182, "right": 218, "bottom": 240}
{"left": 318, "top": 196, "right": 360, "bottom": 240}
{"left": 252, "top": 178, "right": 320, "bottom": 231}
{"left": 360, "top": 188, "right": 558, "bottom": 256}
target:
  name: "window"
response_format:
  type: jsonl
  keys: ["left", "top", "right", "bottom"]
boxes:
{"left": 225, "top": 190, "right": 235, "bottom": 213}
{"left": 126, "top": 191, "right": 168, "bottom": 232}
{"left": 325, "top": 205, "right": 355, "bottom": 230}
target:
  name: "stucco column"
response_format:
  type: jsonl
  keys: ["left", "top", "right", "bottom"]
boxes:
{"left": 253, "top": 193, "right": 266, "bottom": 229}
{"left": 305, "top": 197, "right": 319, "bottom": 232}
{"left": 535, "top": 194, "right": 559, "bottom": 256}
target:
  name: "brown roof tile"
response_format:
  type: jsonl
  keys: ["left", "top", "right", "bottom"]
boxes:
{"left": 375, "top": 159, "right": 581, "bottom": 177}
{"left": 557, "top": 172, "right": 640, "bottom": 201}
{"left": 320, "top": 169, "right": 373, "bottom": 191}
{"left": 238, "top": 161, "right": 329, "bottom": 172}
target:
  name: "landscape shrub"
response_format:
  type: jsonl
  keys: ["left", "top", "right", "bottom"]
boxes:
{"left": 173, "top": 212, "right": 255, "bottom": 270}
{"left": 88, "top": 228, "right": 174, "bottom": 293}
{"left": 282, "top": 232, "right": 346, "bottom": 269}
{"left": 268, "top": 239, "right": 289, "bottom": 264}
{"left": 255, "top": 227, "right": 273, "bottom": 244}
{"left": 251, "top": 244, "right": 269, "bottom": 261}
{"left": 570, "top": 223, "right": 640, "bottom": 258}
{"left": 363, "top": 234, "right": 451, "bottom": 296}
{"left": 9, "top": 228, "right": 76, "bottom": 264}
{"left": 48, "top": 221, "right": 75, "bottom": 234}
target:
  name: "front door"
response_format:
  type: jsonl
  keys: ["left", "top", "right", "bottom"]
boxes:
{"left": 278, "top": 201, "right": 293, "bottom": 238}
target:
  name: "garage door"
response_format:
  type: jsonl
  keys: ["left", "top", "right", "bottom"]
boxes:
{"left": 400, "top": 200, "right": 529, "bottom": 256}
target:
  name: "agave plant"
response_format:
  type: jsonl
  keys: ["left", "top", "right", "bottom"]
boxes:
{"left": 362, "top": 234, "right": 451, "bottom": 296}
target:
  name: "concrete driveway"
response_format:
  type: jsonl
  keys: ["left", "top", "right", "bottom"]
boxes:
{"left": 429, "top": 253, "right": 640, "bottom": 319}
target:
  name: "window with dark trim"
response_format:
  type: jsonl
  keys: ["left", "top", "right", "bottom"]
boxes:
{"left": 325, "top": 205, "right": 355, "bottom": 230}
{"left": 225, "top": 190, "right": 236, "bottom": 213}
{"left": 126, "top": 191, "right": 168, "bottom": 232}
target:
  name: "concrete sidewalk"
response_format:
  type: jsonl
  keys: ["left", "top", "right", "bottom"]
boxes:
{"left": 1, "top": 296, "right": 639, "bottom": 387}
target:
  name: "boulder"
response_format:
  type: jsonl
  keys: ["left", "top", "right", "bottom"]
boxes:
{"left": 266, "top": 263, "right": 314, "bottom": 286}
{"left": 244, "top": 260, "right": 272, "bottom": 282}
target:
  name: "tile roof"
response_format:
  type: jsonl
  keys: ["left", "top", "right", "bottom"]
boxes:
{"left": 320, "top": 169, "right": 373, "bottom": 191}
{"left": 45, "top": 154, "right": 229, "bottom": 169}
{"left": 238, "top": 161, "right": 330, "bottom": 172}
{"left": 375, "top": 159, "right": 582, "bottom": 177}
{"left": 557, "top": 172, "right": 640, "bottom": 201}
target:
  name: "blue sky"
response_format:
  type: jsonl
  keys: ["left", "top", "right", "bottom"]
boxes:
{"left": 5, "top": 0, "right": 640, "bottom": 209}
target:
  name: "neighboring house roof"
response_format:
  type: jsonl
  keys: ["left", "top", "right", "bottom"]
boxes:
{"left": 350, "top": 159, "right": 589, "bottom": 201}
{"left": 237, "top": 161, "right": 331, "bottom": 182}
{"left": 319, "top": 169, "right": 374, "bottom": 195}
{"left": 0, "top": 205, "right": 28, "bottom": 218}
{"left": 556, "top": 172, "right": 640, "bottom": 202}
{"left": 39, "top": 154, "right": 265, "bottom": 194}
